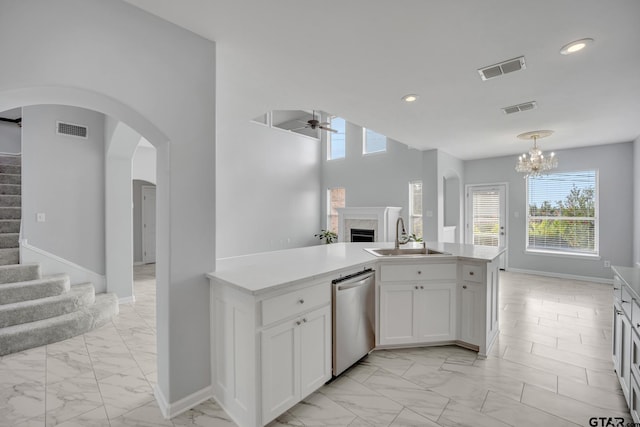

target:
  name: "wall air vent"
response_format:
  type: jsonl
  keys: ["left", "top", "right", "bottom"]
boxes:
{"left": 478, "top": 56, "right": 526, "bottom": 81}
{"left": 502, "top": 101, "right": 537, "bottom": 115}
{"left": 56, "top": 121, "right": 88, "bottom": 139}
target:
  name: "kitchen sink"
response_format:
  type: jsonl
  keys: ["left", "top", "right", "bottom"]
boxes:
{"left": 365, "top": 247, "right": 450, "bottom": 257}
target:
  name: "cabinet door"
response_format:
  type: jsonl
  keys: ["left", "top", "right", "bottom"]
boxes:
{"left": 614, "top": 303, "right": 622, "bottom": 373}
{"left": 300, "top": 306, "right": 332, "bottom": 399}
{"left": 379, "top": 284, "right": 418, "bottom": 345}
{"left": 262, "top": 319, "right": 300, "bottom": 424}
{"left": 459, "top": 282, "right": 483, "bottom": 346}
{"left": 622, "top": 313, "right": 632, "bottom": 404}
{"left": 416, "top": 283, "right": 457, "bottom": 342}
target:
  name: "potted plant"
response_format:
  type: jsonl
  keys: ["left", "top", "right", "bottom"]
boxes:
{"left": 315, "top": 229, "right": 338, "bottom": 244}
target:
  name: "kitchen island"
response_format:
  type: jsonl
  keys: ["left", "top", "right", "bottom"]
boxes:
{"left": 207, "top": 242, "right": 504, "bottom": 427}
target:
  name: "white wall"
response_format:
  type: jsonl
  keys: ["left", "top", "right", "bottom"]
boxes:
{"left": 321, "top": 120, "right": 423, "bottom": 236}
{"left": 0, "top": 0, "right": 215, "bottom": 410}
{"left": 216, "top": 123, "right": 321, "bottom": 258}
{"left": 0, "top": 121, "right": 21, "bottom": 154}
{"left": 22, "top": 105, "right": 106, "bottom": 274}
{"left": 634, "top": 136, "right": 640, "bottom": 266}
{"left": 132, "top": 144, "right": 156, "bottom": 184}
{"left": 465, "top": 142, "right": 634, "bottom": 279}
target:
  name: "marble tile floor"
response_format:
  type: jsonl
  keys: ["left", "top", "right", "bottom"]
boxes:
{"left": 0, "top": 268, "right": 631, "bottom": 426}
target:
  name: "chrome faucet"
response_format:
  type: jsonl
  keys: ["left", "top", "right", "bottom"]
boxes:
{"left": 395, "top": 217, "right": 410, "bottom": 249}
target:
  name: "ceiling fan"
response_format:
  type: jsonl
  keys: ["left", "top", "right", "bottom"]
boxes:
{"left": 292, "top": 111, "right": 337, "bottom": 133}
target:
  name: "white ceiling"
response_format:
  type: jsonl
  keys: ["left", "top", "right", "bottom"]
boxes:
{"left": 123, "top": 0, "right": 640, "bottom": 160}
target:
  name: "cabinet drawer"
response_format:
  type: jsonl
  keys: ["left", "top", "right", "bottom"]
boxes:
{"left": 622, "top": 287, "right": 634, "bottom": 318}
{"left": 461, "top": 264, "right": 483, "bottom": 283}
{"left": 380, "top": 263, "right": 456, "bottom": 282}
{"left": 614, "top": 275, "right": 623, "bottom": 301}
{"left": 262, "top": 283, "right": 330, "bottom": 326}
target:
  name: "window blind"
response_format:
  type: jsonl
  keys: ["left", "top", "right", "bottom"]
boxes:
{"left": 527, "top": 171, "right": 597, "bottom": 254}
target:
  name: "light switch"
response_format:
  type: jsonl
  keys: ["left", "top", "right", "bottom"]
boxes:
{"left": 36, "top": 213, "right": 46, "bottom": 222}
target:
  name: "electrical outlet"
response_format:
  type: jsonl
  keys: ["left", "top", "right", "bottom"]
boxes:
{"left": 604, "top": 260, "right": 611, "bottom": 268}
{"left": 36, "top": 213, "right": 46, "bottom": 222}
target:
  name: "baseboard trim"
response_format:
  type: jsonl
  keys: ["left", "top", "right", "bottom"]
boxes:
{"left": 118, "top": 295, "right": 136, "bottom": 305}
{"left": 154, "top": 384, "right": 214, "bottom": 419}
{"left": 506, "top": 267, "right": 612, "bottom": 285}
{"left": 20, "top": 241, "right": 107, "bottom": 291}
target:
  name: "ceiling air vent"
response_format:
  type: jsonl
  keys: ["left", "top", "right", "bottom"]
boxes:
{"left": 478, "top": 56, "right": 526, "bottom": 81}
{"left": 56, "top": 121, "right": 88, "bottom": 139}
{"left": 502, "top": 101, "right": 537, "bottom": 115}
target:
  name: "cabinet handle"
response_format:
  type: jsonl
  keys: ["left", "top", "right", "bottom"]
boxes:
{"left": 302, "top": 318, "right": 307, "bottom": 323}
{"left": 637, "top": 323, "right": 640, "bottom": 328}
{"left": 415, "top": 285, "right": 419, "bottom": 290}
{"left": 469, "top": 271, "right": 474, "bottom": 276}
{"left": 420, "top": 286, "right": 424, "bottom": 289}
{"left": 616, "top": 310, "right": 623, "bottom": 315}
{"left": 623, "top": 300, "right": 629, "bottom": 304}
{"left": 614, "top": 287, "right": 620, "bottom": 290}
{"left": 463, "top": 285, "right": 467, "bottom": 289}
{"left": 298, "top": 298, "right": 304, "bottom": 304}
{"left": 295, "top": 320, "right": 302, "bottom": 326}
{"left": 417, "top": 271, "right": 422, "bottom": 275}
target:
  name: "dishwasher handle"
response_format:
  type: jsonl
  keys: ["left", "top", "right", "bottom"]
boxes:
{"left": 331, "top": 268, "right": 374, "bottom": 285}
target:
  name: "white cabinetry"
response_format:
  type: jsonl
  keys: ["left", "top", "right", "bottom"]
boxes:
{"left": 459, "top": 281, "right": 483, "bottom": 346}
{"left": 378, "top": 262, "right": 457, "bottom": 346}
{"left": 262, "top": 305, "right": 331, "bottom": 424}
{"left": 211, "top": 276, "right": 334, "bottom": 427}
{"left": 458, "top": 260, "right": 500, "bottom": 354}
{"left": 612, "top": 267, "right": 640, "bottom": 423}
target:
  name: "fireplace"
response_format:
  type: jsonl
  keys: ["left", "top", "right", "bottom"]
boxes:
{"left": 336, "top": 207, "right": 402, "bottom": 243}
{"left": 350, "top": 228, "right": 375, "bottom": 242}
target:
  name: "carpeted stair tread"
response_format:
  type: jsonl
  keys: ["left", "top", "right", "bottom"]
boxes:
{"left": 0, "top": 249, "right": 19, "bottom": 266}
{"left": 0, "top": 156, "right": 21, "bottom": 166}
{"left": 0, "top": 195, "right": 21, "bottom": 207}
{"left": 0, "top": 174, "right": 21, "bottom": 185}
{"left": 0, "top": 273, "right": 70, "bottom": 305}
{"left": 0, "top": 283, "right": 95, "bottom": 328}
{"left": 0, "top": 233, "right": 19, "bottom": 249}
{"left": 0, "top": 220, "right": 20, "bottom": 234}
{"left": 0, "top": 291, "right": 119, "bottom": 356}
{"left": 0, "top": 263, "right": 40, "bottom": 284}
{"left": 0, "top": 184, "right": 21, "bottom": 196}
{"left": 87, "top": 293, "right": 120, "bottom": 328}
{"left": 0, "top": 207, "right": 21, "bottom": 219}
{"left": 0, "top": 164, "right": 20, "bottom": 175}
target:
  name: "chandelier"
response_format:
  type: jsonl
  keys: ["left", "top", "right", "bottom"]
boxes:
{"left": 515, "top": 130, "right": 558, "bottom": 177}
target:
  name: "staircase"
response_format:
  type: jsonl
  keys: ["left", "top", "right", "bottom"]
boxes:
{"left": 0, "top": 154, "right": 21, "bottom": 265}
{"left": 0, "top": 154, "right": 119, "bottom": 356}
{"left": 0, "top": 264, "right": 119, "bottom": 356}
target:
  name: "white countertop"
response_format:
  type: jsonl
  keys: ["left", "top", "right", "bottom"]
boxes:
{"left": 613, "top": 265, "right": 640, "bottom": 299}
{"left": 208, "top": 242, "right": 505, "bottom": 295}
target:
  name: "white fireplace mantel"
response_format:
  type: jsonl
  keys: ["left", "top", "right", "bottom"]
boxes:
{"left": 336, "top": 207, "right": 402, "bottom": 243}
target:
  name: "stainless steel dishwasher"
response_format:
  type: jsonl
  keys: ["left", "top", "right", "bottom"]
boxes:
{"left": 332, "top": 268, "right": 375, "bottom": 376}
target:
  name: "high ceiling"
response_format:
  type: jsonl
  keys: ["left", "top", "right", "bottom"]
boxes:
{"left": 123, "top": 0, "right": 640, "bottom": 160}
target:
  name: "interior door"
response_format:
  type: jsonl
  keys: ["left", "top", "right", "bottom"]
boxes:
{"left": 466, "top": 184, "right": 507, "bottom": 269}
{"left": 142, "top": 185, "right": 156, "bottom": 263}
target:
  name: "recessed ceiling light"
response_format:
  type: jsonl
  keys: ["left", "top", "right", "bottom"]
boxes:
{"left": 401, "top": 94, "right": 419, "bottom": 102}
{"left": 560, "top": 38, "right": 594, "bottom": 55}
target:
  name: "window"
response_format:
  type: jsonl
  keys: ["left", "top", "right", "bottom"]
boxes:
{"left": 409, "top": 181, "right": 423, "bottom": 240}
{"left": 328, "top": 117, "right": 346, "bottom": 160}
{"left": 363, "top": 128, "right": 386, "bottom": 154}
{"left": 527, "top": 170, "right": 598, "bottom": 256}
{"left": 327, "top": 187, "right": 346, "bottom": 234}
